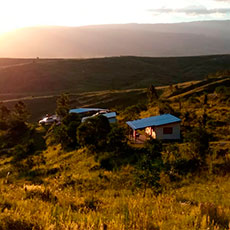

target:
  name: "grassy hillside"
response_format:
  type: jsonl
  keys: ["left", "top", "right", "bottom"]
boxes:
{"left": 0, "top": 59, "right": 33, "bottom": 67}
{"left": 1, "top": 145, "right": 230, "bottom": 229}
{"left": 2, "top": 75, "right": 230, "bottom": 123}
{"left": 168, "top": 76, "right": 230, "bottom": 100}
{"left": 0, "top": 55, "right": 230, "bottom": 96}
{"left": 1, "top": 72, "right": 230, "bottom": 229}
{"left": 3, "top": 89, "right": 147, "bottom": 122}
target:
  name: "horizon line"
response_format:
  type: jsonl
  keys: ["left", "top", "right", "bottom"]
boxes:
{"left": 0, "top": 18, "right": 229, "bottom": 34}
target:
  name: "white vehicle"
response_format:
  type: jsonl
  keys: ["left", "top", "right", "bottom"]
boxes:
{"left": 39, "top": 115, "right": 60, "bottom": 125}
{"left": 93, "top": 110, "right": 110, "bottom": 116}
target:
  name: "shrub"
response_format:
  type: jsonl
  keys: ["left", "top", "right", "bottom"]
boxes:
{"left": 184, "top": 127, "right": 211, "bottom": 165}
{"left": 0, "top": 216, "right": 41, "bottom": 230}
{"left": 135, "top": 153, "right": 163, "bottom": 196}
{"left": 25, "top": 188, "right": 58, "bottom": 204}
{"left": 135, "top": 140, "right": 164, "bottom": 196}
{"left": 56, "top": 93, "right": 70, "bottom": 118}
{"left": 45, "top": 113, "right": 81, "bottom": 150}
{"left": 106, "top": 124, "right": 127, "bottom": 152}
{"left": 120, "top": 103, "right": 147, "bottom": 122}
{"left": 77, "top": 115, "right": 110, "bottom": 151}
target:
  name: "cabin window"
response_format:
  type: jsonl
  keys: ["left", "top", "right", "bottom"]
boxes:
{"left": 163, "top": 127, "right": 173, "bottom": 134}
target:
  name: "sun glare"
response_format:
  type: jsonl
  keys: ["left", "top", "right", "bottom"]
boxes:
{"left": 0, "top": 0, "right": 229, "bottom": 35}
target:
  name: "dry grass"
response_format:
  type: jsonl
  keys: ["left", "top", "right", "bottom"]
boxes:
{"left": 0, "top": 144, "right": 230, "bottom": 229}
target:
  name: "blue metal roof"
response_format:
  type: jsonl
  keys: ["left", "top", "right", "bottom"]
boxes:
{"left": 69, "top": 108, "right": 105, "bottom": 114}
{"left": 103, "top": 112, "right": 116, "bottom": 119}
{"left": 126, "top": 114, "right": 181, "bottom": 130}
{"left": 81, "top": 112, "right": 117, "bottom": 122}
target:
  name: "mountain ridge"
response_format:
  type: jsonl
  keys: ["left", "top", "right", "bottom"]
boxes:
{"left": 0, "top": 20, "right": 230, "bottom": 58}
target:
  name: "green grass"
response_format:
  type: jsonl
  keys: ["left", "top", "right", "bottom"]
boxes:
{"left": 0, "top": 62, "right": 230, "bottom": 229}
{"left": 169, "top": 77, "right": 230, "bottom": 100}
{"left": 0, "top": 55, "right": 230, "bottom": 96}
{"left": 0, "top": 131, "right": 229, "bottom": 228}
{"left": 1, "top": 55, "right": 229, "bottom": 122}
{"left": 3, "top": 88, "right": 147, "bottom": 122}
{"left": 1, "top": 145, "right": 230, "bottom": 229}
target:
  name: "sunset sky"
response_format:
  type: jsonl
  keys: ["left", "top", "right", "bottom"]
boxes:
{"left": 0, "top": 0, "right": 230, "bottom": 34}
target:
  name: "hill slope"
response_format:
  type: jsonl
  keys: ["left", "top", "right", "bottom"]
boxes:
{"left": 0, "top": 21, "right": 230, "bottom": 58}
{"left": 0, "top": 55, "right": 230, "bottom": 95}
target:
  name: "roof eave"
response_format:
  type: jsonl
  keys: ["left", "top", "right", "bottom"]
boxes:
{"left": 126, "top": 120, "right": 181, "bottom": 130}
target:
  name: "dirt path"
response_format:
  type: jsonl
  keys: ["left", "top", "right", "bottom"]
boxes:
{"left": 0, "top": 59, "right": 59, "bottom": 70}
{"left": 1, "top": 88, "right": 146, "bottom": 103}
{"left": 2, "top": 95, "right": 58, "bottom": 103}
{"left": 0, "top": 61, "right": 34, "bottom": 70}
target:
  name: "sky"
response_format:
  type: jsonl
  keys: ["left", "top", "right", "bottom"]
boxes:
{"left": 0, "top": 0, "right": 230, "bottom": 34}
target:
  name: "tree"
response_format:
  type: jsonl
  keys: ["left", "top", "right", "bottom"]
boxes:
{"left": 200, "top": 108, "right": 208, "bottom": 128}
{"left": 135, "top": 153, "right": 162, "bottom": 197}
{"left": 56, "top": 94, "right": 70, "bottom": 118}
{"left": 147, "top": 84, "right": 158, "bottom": 103}
{"left": 203, "top": 93, "right": 208, "bottom": 105}
{"left": 144, "top": 139, "right": 162, "bottom": 158}
{"left": 120, "top": 103, "right": 147, "bottom": 122}
{"left": 98, "top": 124, "right": 130, "bottom": 170}
{"left": 215, "top": 86, "right": 230, "bottom": 100}
{"left": 0, "top": 103, "right": 10, "bottom": 121}
{"left": 169, "top": 84, "right": 174, "bottom": 94}
{"left": 0, "top": 103, "right": 11, "bottom": 129}
{"left": 135, "top": 139, "right": 163, "bottom": 196}
{"left": 77, "top": 115, "right": 110, "bottom": 151}
{"left": 7, "top": 102, "right": 30, "bottom": 145}
{"left": 106, "top": 124, "right": 127, "bottom": 153}
{"left": 157, "top": 100, "right": 175, "bottom": 115}
{"left": 185, "top": 127, "right": 211, "bottom": 166}
{"left": 45, "top": 113, "right": 81, "bottom": 150}
{"left": 11, "top": 101, "right": 30, "bottom": 123}
{"left": 62, "top": 113, "right": 81, "bottom": 149}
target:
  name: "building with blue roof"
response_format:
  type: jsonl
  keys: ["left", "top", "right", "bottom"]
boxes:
{"left": 81, "top": 112, "right": 117, "bottom": 123}
{"left": 126, "top": 114, "right": 181, "bottom": 140}
{"left": 69, "top": 108, "right": 106, "bottom": 114}
{"left": 102, "top": 112, "right": 117, "bottom": 123}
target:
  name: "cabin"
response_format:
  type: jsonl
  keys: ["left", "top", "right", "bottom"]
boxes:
{"left": 101, "top": 112, "right": 117, "bottom": 123}
{"left": 126, "top": 114, "right": 181, "bottom": 141}
{"left": 70, "top": 108, "right": 117, "bottom": 123}
{"left": 81, "top": 112, "right": 117, "bottom": 123}
{"left": 69, "top": 108, "right": 107, "bottom": 115}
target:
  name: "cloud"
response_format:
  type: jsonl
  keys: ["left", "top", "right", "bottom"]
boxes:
{"left": 148, "top": 6, "right": 230, "bottom": 15}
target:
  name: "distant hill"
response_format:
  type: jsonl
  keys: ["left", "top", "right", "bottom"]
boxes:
{"left": 0, "top": 55, "right": 230, "bottom": 95}
{"left": 168, "top": 76, "right": 230, "bottom": 100}
{"left": 0, "top": 21, "right": 230, "bottom": 58}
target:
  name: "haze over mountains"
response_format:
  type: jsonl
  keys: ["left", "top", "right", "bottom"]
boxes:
{"left": 0, "top": 20, "right": 230, "bottom": 58}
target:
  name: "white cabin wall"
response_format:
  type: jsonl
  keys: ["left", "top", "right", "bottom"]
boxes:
{"left": 155, "top": 123, "right": 180, "bottom": 140}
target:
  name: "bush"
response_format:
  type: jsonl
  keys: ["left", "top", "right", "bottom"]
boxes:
{"left": 120, "top": 103, "right": 147, "bottom": 122}
{"left": 25, "top": 188, "right": 57, "bottom": 204}
{"left": 45, "top": 113, "right": 81, "bottom": 150}
{"left": 106, "top": 124, "right": 127, "bottom": 152}
{"left": 77, "top": 115, "right": 110, "bottom": 151}
{"left": 0, "top": 216, "right": 41, "bottom": 230}
{"left": 135, "top": 153, "right": 163, "bottom": 196}
{"left": 215, "top": 86, "right": 230, "bottom": 98}
{"left": 184, "top": 127, "right": 211, "bottom": 165}
{"left": 12, "top": 141, "right": 35, "bottom": 162}
{"left": 134, "top": 140, "right": 164, "bottom": 196}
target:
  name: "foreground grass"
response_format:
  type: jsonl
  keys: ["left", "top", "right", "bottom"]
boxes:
{"left": 0, "top": 145, "right": 230, "bottom": 230}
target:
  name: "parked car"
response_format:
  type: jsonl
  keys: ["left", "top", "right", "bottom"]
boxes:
{"left": 39, "top": 115, "right": 60, "bottom": 125}
{"left": 93, "top": 110, "right": 110, "bottom": 116}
